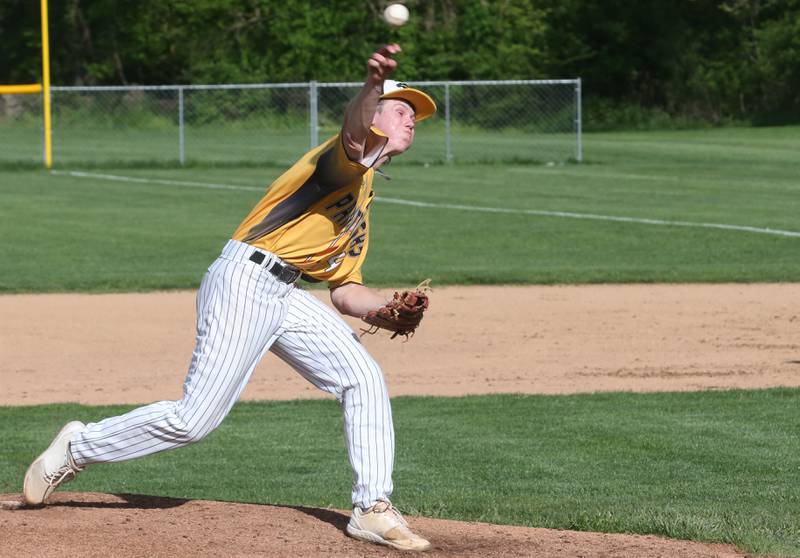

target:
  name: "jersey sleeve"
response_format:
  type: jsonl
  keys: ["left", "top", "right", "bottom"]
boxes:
{"left": 328, "top": 268, "right": 363, "bottom": 290}
{"left": 316, "top": 128, "right": 388, "bottom": 190}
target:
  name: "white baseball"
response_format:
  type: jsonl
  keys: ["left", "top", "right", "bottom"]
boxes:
{"left": 383, "top": 3, "right": 409, "bottom": 26}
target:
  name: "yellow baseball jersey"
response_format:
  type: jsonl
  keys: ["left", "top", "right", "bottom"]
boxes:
{"left": 232, "top": 129, "right": 388, "bottom": 288}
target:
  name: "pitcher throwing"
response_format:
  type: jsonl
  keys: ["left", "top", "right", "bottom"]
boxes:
{"left": 23, "top": 43, "right": 436, "bottom": 552}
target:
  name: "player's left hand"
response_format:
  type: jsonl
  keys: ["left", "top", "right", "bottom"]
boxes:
{"left": 361, "top": 280, "right": 430, "bottom": 340}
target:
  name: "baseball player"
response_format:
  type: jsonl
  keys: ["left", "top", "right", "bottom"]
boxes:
{"left": 23, "top": 43, "right": 435, "bottom": 552}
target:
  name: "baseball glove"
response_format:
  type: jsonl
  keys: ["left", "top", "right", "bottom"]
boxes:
{"left": 361, "top": 280, "right": 431, "bottom": 340}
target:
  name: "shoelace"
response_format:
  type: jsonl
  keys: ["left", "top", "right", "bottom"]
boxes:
{"left": 371, "top": 500, "right": 409, "bottom": 528}
{"left": 44, "top": 465, "right": 77, "bottom": 488}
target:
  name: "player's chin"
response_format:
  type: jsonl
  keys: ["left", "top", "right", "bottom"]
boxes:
{"left": 389, "top": 137, "right": 414, "bottom": 156}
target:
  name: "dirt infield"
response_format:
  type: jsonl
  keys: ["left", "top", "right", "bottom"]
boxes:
{"left": 2, "top": 284, "right": 797, "bottom": 557}
{"left": 1, "top": 284, "right": 798, "bottom": 405}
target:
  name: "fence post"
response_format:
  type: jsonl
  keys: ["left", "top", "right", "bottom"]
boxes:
{"left": 178, "top": 86, "right": 185, "bottom": 165}
{"left": 575, "top": 78, "right": 582, "bottom": 163}
{"left": 309, "top": 81, "right": 319, "bottom": 150}
{"left": 42, "top": 89, "right": 50, "bottom": 166}
{"left": 445, "top": 82, "right": 452, "bottom": 163}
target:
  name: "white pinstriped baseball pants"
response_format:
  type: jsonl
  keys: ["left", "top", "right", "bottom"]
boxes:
{"left": 69, "top": 240, "right": 395, "bottom": 508}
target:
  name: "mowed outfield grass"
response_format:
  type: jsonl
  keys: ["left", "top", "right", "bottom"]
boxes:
{"left": 1, "top": 127, "right": 798, "bottom": 558}
{"left": 1, "top": 390, "right": 799, "bottom": 557}
{"left": 0, "top": 126, "right": 798, "bottom": 292}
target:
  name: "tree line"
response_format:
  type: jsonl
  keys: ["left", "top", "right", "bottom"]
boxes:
{"left": 1, "top": 0, "right": 798, "bottom": 127}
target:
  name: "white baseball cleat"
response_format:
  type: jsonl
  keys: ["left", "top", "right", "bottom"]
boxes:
{"left": 23, "top": 421, "right": 86, "bottom": 506}
{"left": 346, "top": 500, "right": 431, "bottom": 551}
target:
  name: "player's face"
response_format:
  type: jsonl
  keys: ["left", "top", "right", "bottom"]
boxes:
{"left": 373, "top": 99, "right": 416, "bottom": 156}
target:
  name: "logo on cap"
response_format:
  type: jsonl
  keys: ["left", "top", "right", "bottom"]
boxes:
{"left": 383, "top": 80, "right": 410, "bottom": 94}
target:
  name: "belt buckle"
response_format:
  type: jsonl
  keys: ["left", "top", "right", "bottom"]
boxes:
{"left": 280, "top": 266, "right": 300, "bottom": 283}
{"left": 273, "top": 262, "right": 299, "bottom": 283}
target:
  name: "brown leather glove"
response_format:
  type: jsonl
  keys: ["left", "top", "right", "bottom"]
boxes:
{"left": 361, "top": 281, "right": 430, "bottom": 340}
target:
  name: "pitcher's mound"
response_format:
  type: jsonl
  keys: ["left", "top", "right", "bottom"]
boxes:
{"left": 0, "top": 492, "right": 749, "bottom": 557}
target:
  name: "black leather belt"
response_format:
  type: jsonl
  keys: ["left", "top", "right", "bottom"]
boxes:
{"left": 248, "top": 251, "right": 301, "bottom": 284}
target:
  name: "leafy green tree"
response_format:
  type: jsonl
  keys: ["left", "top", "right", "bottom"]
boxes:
{"left": 0, "top": 1, "right": 44, "bottom": 84}
{"left": 1, "top": 0, "right": 798, "bottom": 125}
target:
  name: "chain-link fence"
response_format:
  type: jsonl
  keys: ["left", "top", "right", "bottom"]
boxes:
{"left": 0, "top": 93, "right": 43, "bottom": 164}
{"left": 1, "top": 79, "right": 581, "bottom": 167}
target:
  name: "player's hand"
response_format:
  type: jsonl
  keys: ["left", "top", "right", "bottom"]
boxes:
{"left": 367, "top": 44, "right": 401, "bottom": 87}
{"left": 360, "top": 280, "right": 431, "bottom": 340}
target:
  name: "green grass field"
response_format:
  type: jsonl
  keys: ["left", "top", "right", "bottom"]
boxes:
{"left": 0, "top": 126, "right": 798, "bottom": 292}
{"left": 1, "top": 390, "right": 798, "bottom": 556}
{"left": 1, "top": 117, "right": 575, "bottom": 167}
{"left": 1, "top": 126, "right": 798, "bottom": 556}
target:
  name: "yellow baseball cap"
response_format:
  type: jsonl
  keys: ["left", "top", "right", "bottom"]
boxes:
{"left": 380, "top": 80, "right": 437, "bottom": 122}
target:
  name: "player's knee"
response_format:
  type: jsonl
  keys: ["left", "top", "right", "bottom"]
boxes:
{"left": 167, "top": 406, "right": 222, "bottom": 444}
{"left": 182, "top": 423, "right": 211, "bottom": 444}
{"left": 353, "top": 361, "right": 388, "bottom": 394}
{"left": 164, "top": 419, "right": 204, "bottom": 444}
